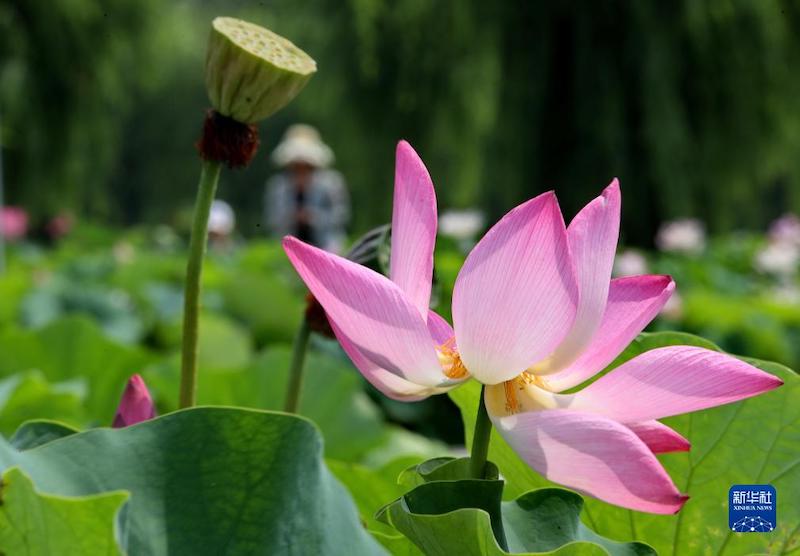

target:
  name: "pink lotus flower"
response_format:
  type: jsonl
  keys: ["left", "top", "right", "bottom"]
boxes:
{"left": 0, "top": 206, "right": 29, "bottom": 240}
{"left": 283, "top": 141, "right": 783, "bottom": 514}
{"left": 112, "top": 374, "right": 156, "bottom": 428}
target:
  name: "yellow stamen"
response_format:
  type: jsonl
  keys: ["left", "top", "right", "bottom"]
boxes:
{"left": 503, "top": 380, "right": 519, "bottom": 413}
{"left": 437, "top": 338, "right": 468, "bottom": 379}
{"left": 503, "top": 372, "right": 536, "bottom": 413}
{"left": 518, "top": 371, "right": 535, "bottom": 385}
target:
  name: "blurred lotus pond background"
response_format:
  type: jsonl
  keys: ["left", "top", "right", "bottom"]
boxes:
{"left": 1, "top": 1, "right": 800, "bottom": 554}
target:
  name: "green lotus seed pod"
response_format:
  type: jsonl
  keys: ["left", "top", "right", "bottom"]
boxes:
{"left": 205, "top": 17, "right": 316, "bottom": 124}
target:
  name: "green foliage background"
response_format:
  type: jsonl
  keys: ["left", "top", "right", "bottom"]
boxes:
{"left": 2, "top": 0, "right": 800, "bottom": 239}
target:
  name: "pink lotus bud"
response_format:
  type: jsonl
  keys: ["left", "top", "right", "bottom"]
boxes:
{"left": 113, "top": 374, "right": 156, "bottom": 428}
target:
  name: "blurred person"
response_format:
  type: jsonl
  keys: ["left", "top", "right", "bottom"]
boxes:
{"left": 655, "top": 218, "right": 706, "bottom": 255}
{"left": 265, "top": 125, "right": 349, "bottom": 253}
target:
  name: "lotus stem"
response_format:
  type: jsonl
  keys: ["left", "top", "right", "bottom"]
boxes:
{"left": 284, "top": 318, "right": 311, "bottom": 413}
{"left": 179, "top": 159, "right": 221, "bottom": 408}
{"left": 470, "top": 385, "right": 492, "bottom": 479}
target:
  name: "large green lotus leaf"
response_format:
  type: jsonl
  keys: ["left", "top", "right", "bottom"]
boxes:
{"left": 0, "top": 467, "right": 128, "bottom": 555}
{"left": 377, "top": 479, "right": 654, "bottom": 556}
{"left": 502, "top": 490, "right": 654, "bottom": 555}
{"left": 450, "top": 332, "right": 799, "bottom": 555}
{"left": 143, "top": 345, "right": 388, "bottom": 461}
{"left": 0, "top": 370, "right": 87, "bottom": 435}
{"left": 0, "top": 407, "right": 385, "bottom": 555}
{"left": 10, "top": 420, "right": 79, "bottom": 450}
{"left": 378, "top": 477, "right": 508, "bottom": 553}
{"left": 397, "top": 456, "right": 500, "bottom": 489}
{"left": 0, "top": 316, "right": 153, "bottom": 423}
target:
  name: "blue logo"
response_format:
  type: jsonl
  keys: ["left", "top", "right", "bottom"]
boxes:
{"left": 729, "top": 485, "right": 776, "bottom": 533}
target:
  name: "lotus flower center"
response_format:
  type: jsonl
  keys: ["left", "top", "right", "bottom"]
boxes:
{"left": 437, "top": 338, "right": 468, "bottom": 379}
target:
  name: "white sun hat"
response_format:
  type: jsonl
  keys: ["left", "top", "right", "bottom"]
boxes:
{"left": 271, "top": 124, "right": 334, "bottom": 168}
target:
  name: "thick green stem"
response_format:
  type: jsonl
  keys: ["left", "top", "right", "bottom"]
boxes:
{"left": 283, "top": 319, "right": 311, "bottom": 413}
{"left": 470, "top": 385, "right": 492, "bottom": 479}
{"left": 179, "top": 159, "right": 222, "bottom": 408}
